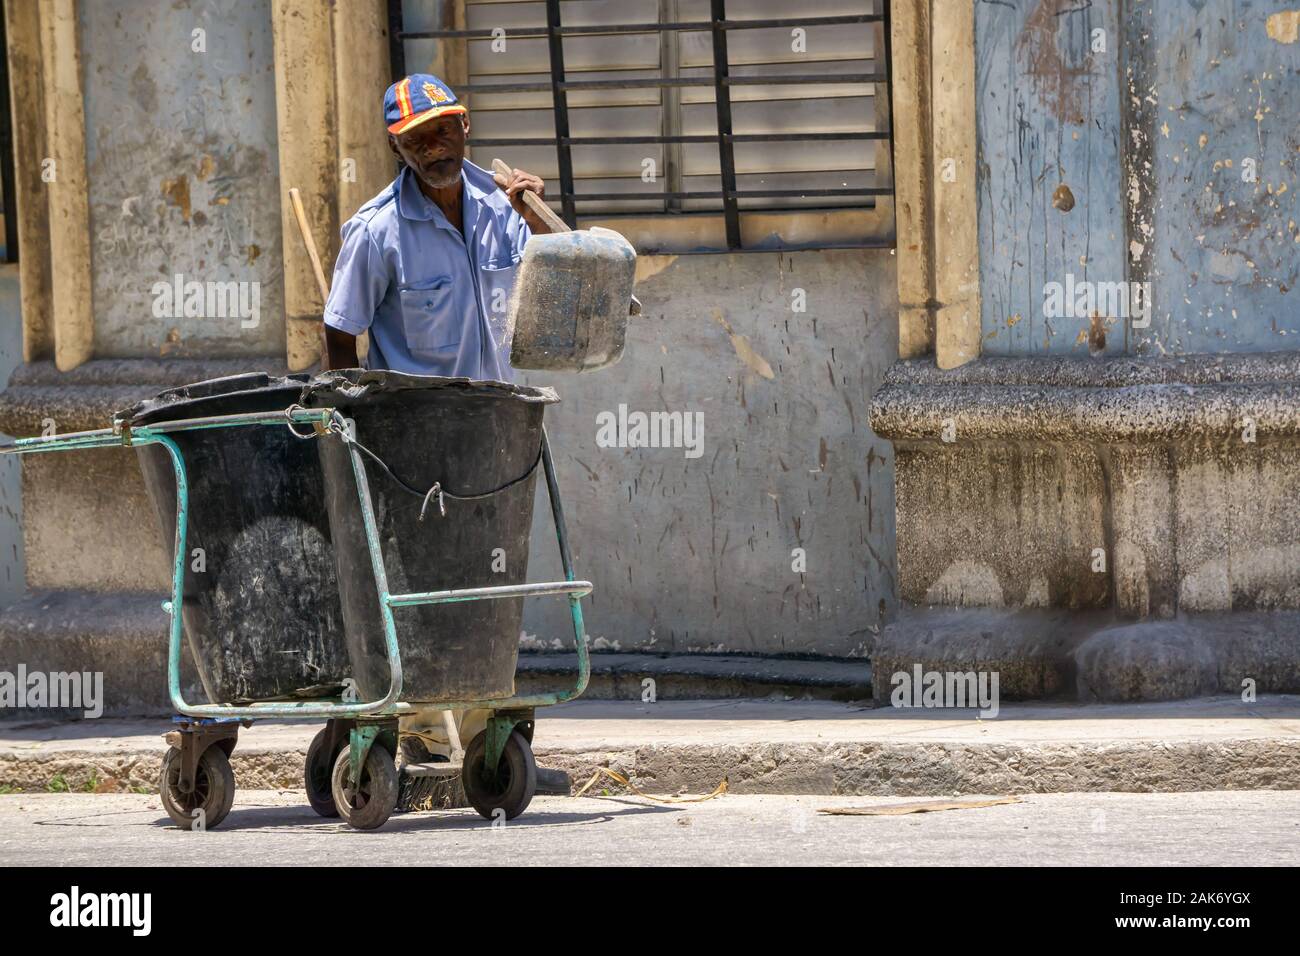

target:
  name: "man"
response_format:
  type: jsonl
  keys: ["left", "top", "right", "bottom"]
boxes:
{"left": 322, "top": 72, "right": 553, "bottom": 379}
{"left": 323, "top": 74, "right": 559, "bottom": 787}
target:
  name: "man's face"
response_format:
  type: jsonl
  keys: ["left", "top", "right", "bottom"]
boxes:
{"left": 390, "top": 113, "right": 470, "bottom": 189}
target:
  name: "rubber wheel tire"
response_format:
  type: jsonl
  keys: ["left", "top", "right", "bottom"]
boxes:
{"left": 305, "top": 729, "right": 340, "bottom": 818}
{"left": 159, "top": 745, "right": 236, "bottom": 831}
{"left": 462, "top": 729, "right": 537, "bottom": 821}
{"left": 331, "top": 744, "right": 398, "bottom": 831}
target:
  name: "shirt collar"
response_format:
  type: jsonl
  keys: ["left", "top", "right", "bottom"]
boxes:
{"left": 396, "top": 165, "right": 468, "bottom": 236}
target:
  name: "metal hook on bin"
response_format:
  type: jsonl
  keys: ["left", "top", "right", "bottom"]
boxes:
{"left": 283, "top": 403, "right": 323, "bottom": 440}
{"left": 418, "top": 482, "right": 446, "bottom": 522}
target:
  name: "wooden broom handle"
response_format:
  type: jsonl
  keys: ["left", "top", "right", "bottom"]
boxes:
{"left": 288, "top": 187, "right": 332, "bottom": 367}
{"left": 492, "top": 158, "right": 570, "bottom": 233}
{"left": 288, "top": 187, "right": 331, "bottom": 304}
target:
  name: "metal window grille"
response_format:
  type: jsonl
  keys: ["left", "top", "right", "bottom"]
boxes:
{"left": 390, "top": 0, "right": 895, "bottom": 252}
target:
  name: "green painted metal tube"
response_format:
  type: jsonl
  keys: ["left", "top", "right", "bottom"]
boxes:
{"left": 542, "top": 426, "right": 592, "bottom": 702}
{"left": 341, "top": 432, "right": 408, "bottom": 709}
{"left": 0, "top": 430, "right": 122, "bottom": 454}
{"left": 387, "top": 580, "right": 592, "bottom": 608}
{"left": 129, "top": 408, "right": 334, "bottom": 435}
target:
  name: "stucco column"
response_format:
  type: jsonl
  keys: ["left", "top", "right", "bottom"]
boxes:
{"left": 889, "top": 0, "right": 980, "bottom": 368}
{"left": 890, "top": 0, "right": 935, "bottom": 360}
{"left": 38, "top": 0, "right": 93, "bottom": 371}
{"left": 4, "top": 0, "right": 53, "bottom": 363}
{"left": 331, "top": 0, "right": 394, "bottom": 364}
{"left": 930, "top": 0, "right": 980, "bottom": 369}
{"left": 271, "top": 0, "right": 340, "bottom": 372}
{"left": 333, "top": 0, "right": 396, "bottom": 228}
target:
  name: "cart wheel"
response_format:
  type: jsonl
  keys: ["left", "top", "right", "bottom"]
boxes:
{"left": 305, "top": 729, "right": 340, "bottom": 818}
{"left": 462, "top": 729, "right": 537, "bottom": 821}
{"left": 331, "top": 744, "right": 398, "bottom": 831}
{"left": 159, "top": 745, "right": 236, "bottom": 831}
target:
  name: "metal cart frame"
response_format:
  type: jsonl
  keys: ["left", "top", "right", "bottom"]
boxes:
{"left": 1, "top": 405, "right": 592, "bottom": 827}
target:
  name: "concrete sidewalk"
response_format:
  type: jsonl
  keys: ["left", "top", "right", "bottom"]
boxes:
{"left": 3, "top": 696, "right": 1299, "bottom": 796}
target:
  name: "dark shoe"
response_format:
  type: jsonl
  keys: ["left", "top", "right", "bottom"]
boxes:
{"left": 399, "top": 735, "right": 447, "bottom": 765}
{"left": 536, "top": 767, "right": 572, "bottom": 796}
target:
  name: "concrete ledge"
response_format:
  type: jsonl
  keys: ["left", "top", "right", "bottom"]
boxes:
{"left": 871, "top": 353, "right": 1300, "bottom": 442}
{"left": 3, "top": 697, "right": 1298, "bottom": 796}
{"left": 870, "top": 353, "right": 1300, "bottom": 620}
{"left": 873, "top": 606, "right": 1300, "bottom": 704}
{"left": 879, "top": 351, "right": 1300, "bottom": 388}
{"left": 871, "top": 607, "right": 1107, "bottom": 702}
{"left": 0, "top": 358, "right": 291, "bottom": 434}
{"left": 516, "top": 653, "right": 872, "bottom": 701}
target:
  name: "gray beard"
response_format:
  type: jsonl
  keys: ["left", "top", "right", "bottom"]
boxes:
{"left": 420, "top": 167, "right": 461, "bottom": 190}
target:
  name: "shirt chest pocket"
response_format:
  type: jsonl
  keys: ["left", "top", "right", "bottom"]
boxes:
{"left": 398, "top": 278, "right": 459, "bottom": 351}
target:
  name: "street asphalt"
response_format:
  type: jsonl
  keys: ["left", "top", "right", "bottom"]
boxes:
{"left": 2, "top": 789, "right": 1298, "bottom": 866}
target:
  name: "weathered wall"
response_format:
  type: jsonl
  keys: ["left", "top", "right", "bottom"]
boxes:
{"left": 521, "top": 249, "right": 899, "bottom": 657}
{"left": 975, "top": 0, "right": 1125, "bottom": 355}
{"left": 80, "top": 0, "right": 285, "bottom": 358}
{"left": 1144, "top": 1, "right": 1300, "bottom": 352}
{"left": 0, "top": 249, "right": 900, "bottom": 658}
{"left": 975, "top": 0, "right": 1300, "bottom": 356}
{"left": 21, "top": 449, "right": 167, "bottom": 593}
{"left": 894, "top": 442, "right": 1108, "bottom": 609}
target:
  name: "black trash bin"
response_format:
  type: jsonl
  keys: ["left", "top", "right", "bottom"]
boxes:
{"left": 302, "top": 370, "right": 559, "bottom": 703}
{"left": 122, "top": 372, "right": 352, "bottom": 705}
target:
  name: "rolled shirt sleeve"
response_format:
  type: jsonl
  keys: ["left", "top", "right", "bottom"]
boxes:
{"left": 324, "top": 218, "right": 389, "bottom": 336}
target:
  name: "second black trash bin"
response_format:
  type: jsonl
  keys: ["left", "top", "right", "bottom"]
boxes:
{"left": 302, "top": 370, "right": 560, "bottom": 703}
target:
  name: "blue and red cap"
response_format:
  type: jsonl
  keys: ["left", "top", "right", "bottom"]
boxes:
{"left": 384, "top": 74, "right": 467, "bottom": 136}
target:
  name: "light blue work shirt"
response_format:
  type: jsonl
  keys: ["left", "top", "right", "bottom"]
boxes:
{"left": 324, "top": 160, "right": 531, "bottom": 382}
